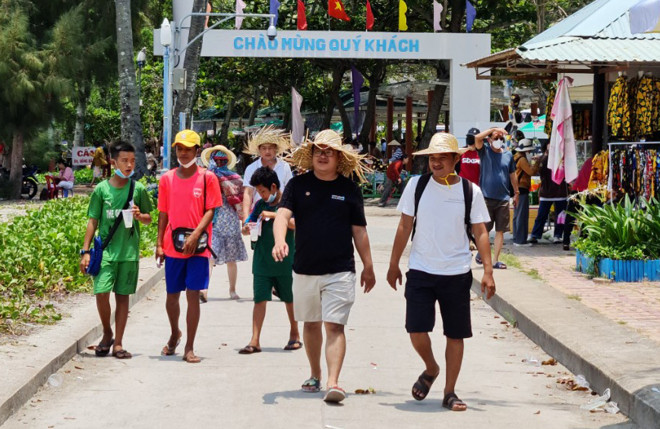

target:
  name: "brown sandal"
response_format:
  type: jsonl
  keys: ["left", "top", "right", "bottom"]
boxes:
{"left": 161, "top": 331, "right": 182, "bottom": 356}
{"left": 112, "top": 348, "right": 132, "bottom": 359}
{"left": 182, "top": 350, "right": 201, "bottom": 363}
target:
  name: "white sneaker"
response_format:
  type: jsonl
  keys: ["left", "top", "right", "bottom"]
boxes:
{"left": 553, "top": 237, "right": 562, "bottom": 244}
{"left": 513, "top": 242, "right": 532, "bottom": 247}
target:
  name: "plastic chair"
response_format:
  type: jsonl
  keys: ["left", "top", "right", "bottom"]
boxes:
{"left": 44, "top": 175, "right": 59, "bottom": 199}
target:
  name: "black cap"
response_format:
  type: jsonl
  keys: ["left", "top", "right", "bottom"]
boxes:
{"left": 466, "top": 128, "right": 480, "bottom": 146}
{"left": 466, "top": 128, "right": 480, "bottom": 136}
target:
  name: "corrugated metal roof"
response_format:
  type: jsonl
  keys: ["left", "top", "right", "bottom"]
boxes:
{"left": 519, "top": 37, "right": 660, "bottom": 63}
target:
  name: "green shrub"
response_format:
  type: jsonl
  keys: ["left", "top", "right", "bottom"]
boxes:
{"left": 574, "top": 196, "right": 660, "bottom": 261}
{"left": 0, "top": 196, "right": 158, "bottom": 333}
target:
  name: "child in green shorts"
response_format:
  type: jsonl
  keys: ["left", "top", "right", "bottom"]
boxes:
{"left": 80, "top": 141, "right": 153, "bottom": 359}
{"left": 238, "top": 167, "right": 301, "bottom": 354}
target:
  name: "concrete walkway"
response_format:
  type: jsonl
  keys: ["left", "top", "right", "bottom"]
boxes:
{"left": 0, "top": 209, "right": 641, "bottom": 428}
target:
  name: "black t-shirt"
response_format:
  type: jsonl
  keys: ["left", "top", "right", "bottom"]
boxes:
{"left": 280, "top": 172, "right": 367, "bottom": 275}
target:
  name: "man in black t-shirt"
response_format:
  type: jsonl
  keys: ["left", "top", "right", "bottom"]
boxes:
{"left": 273, "top": 130, "right": 376, "bottom": 404}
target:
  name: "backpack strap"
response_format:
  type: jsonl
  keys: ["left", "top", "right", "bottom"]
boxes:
{"left": 411, "top": 173, "right": 432, "bottom": 241}
{"left": 461, "top": 178, "right": 476, "bottom": 244}
{"left": 101, "top": 179, "right": 135, "bottom": 250}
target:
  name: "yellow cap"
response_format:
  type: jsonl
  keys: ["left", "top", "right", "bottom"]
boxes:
{"left": 173, "top": 130, "right": 200, "bottom": 148}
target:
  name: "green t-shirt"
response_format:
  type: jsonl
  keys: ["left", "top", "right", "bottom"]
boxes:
{"left": 249, "top": 200, "right": 295, "bottom": 276}
{"left": 87, "top": 180, "right": 153, "bottom": 262}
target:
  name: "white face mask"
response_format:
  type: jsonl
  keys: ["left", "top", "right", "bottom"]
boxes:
{"left": 491, "top": 140, "right": 503, "bottom": 150}
{"left": 178, "top": 158, "right": 196, "bottom": 168}
{"left": 266, "top": 192, "right": 277, "bottom": 203}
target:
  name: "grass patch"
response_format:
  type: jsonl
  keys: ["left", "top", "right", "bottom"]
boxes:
{"left": 567, "top": 294, "right": 582, "bottom": 301}
{"left": 0, "top": 195, "right": 158, "bottom": 334}
{"left": 499, "top": 253, "right": 522, "bottom": 270}
{"left": 617, "top": 320, "right": 627, "bottom": 325}
{"left": 525, "top": 268, "right": 542, "bottom": 280}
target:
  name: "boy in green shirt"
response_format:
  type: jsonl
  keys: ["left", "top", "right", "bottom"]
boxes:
{"left": 80, "top": 142, "right": 153, "bottom": 359}
{"left": 238, "top": 167, "right": 301, "bottom": 354}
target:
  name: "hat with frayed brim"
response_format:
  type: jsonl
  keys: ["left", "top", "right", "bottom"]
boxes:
{"left": 201, "top": 145, "right": 237, "bottom": 169}
{"left": 516, "top": 139, "right": 535, "bottom": 152}
{"left": 387, "top": 139, "right": 401, "bottom": 146}
{"left": 287, "top": 129, "right": 370, "bottom": 183}
{"left": 173, "top": 130, "right": 201, "bottom": 148}
{"left": 413, "top": 133, "right": 467, "bottom": 156}
{"left": 244, "top": 125, "right": 291, "bottom": 156}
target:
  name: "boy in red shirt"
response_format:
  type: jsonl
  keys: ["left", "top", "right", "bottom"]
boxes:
{"left": 378, "top": 153, "right": 409, "bottom": 207}
{"left": 156, "top": 130, "right": 222, "bottom": 363}
{"left": 457, "top": 128, "right": 480, "bottom": 185}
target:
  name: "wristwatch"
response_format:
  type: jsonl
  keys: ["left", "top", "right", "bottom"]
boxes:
{"left": 80, "top": 249, "right": 91, "bottom": 256}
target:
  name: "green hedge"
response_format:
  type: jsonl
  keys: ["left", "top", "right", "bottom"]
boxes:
{"left": 36, "top": 168, "right": 95, "bottom": 185}
{"left": 0, "top": 196, "right": 158, "bottom": 333}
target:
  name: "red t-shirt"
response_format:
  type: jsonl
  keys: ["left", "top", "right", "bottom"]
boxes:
{"left": 386, "top": 160, "right": 404, "bottom": 182}
{"left": 458, "top": 150, "right": 480, "bottom": 185}
{"left": 157, "top": 167, "right": 222, "bottom": 259}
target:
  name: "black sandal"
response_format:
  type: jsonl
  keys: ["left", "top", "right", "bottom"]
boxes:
{"left": 412, "top": 371, "right": 437, "bottom": 401}
{"left": 95, "top": 339, "right": 114, "bottom": 357}
{"left": 442, "top": 392, "right": 467, "bottom": 411}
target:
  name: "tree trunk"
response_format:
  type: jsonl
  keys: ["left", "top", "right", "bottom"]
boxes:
{"left": 329, "top": 65, "right": 352, "bottom": 141}
{"left": 322, "top": 97, "right": 334, "bottom": 130}
{"left": 172, "top": 0, "right": 207, "bottom": 136}
{"left": 536, "top": 0, "right": 547, "bottom": 34}
{"left": 449, "top": 0, "right": 466, "bottom": 32}
{"left": 219, "top": 99, "right": 234, "bottom": 144}
{"left": 9, "top": 131, "right": 24, "bottom": 200}
{"left": 73, "top": 84, "right": 88, "bottom": 147}
{"left": 114, "top": 0, "right": 146, "bottom": 177}
{"left": 248, "top": 87, "right": 261, "bottom": 126}
{"left": 413, "top": 84, "right": 447, "bottom": 174}
{"left": 359, "top": 61, "right": 387, "bottom": 146}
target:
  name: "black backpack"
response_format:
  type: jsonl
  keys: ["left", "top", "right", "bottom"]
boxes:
{"left": 411, "top": 173, "right": 475, "bottom": 244}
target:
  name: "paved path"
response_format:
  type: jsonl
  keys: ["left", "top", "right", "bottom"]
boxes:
{"left": 1, "top": 212, "right": 632, "bottom": 428}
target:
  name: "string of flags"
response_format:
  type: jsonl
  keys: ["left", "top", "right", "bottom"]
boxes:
{"left": 235, "top": 0, "right": 476, "bottom": 32}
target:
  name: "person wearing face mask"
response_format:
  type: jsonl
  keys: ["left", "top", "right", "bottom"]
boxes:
{"left": 512, "top": 139, "right": 540, "bottom": 246}
{"left": 474, "top": 127, "right": 519, "bottom": 269}
{"left": 201, "top": 145, "right": 248, "bottom": 301}
{"left": 237, "top": 167, "right": 300, "bottom": 354}
{"left": 156, "top": 130, "right": 223, "bottom": 364}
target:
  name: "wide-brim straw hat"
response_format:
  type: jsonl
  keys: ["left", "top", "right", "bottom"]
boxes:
{"left": 387, "top": 139, "right": 401, "bottom": 146}
{"left": 201, "top": 145, "right": 237, "bottom": 169}
{"left": 287, "top": 129, "right": 370, "bottom": 183}
{"left": 413, "top": 133, "right": 467, "bottom": 156}
{"left": 517, "top": 138, "right": 535, "bottom": 152}
{"left": 244, "top": 125, "right": 291, "bottom": 156}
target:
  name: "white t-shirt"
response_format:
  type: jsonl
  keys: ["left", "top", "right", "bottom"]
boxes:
{"left": 243, "top": 157, "right": 293, "bottom": 204}
{"left": 397, "top": 176, "right": 491, "bottom": 276}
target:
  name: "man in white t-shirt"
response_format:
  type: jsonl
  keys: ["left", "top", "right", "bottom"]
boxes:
{"left": 386, "top": 132, "right": 496, "bottom": 412}
{"left": 242, "top": 127, "right": 293, "bottom": 221}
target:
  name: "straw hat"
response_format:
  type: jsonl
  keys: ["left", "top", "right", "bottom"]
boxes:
{"left": 244, "top": 125, "right": 291, "bottom": 156}
{"left": 516, "top": 139, "right": 535, "bottom": 152}
{"left": 201, "top": 145, "right": 237, "bottom": 169}
{"left": 387, "top": 139, "right": 401, "bottom": 146}
{"left": 413, "top": 133, "right": 467, "bottom": 156}
{"left": 287, "top": 129, "right": 370, "bottom": 182}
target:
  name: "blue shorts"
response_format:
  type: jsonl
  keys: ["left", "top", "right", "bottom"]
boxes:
{"left": 165, "top": 256, "right": 210, "bottom": 294}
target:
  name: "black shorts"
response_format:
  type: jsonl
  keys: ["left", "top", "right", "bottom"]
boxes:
{"left": 404, "top": 269, "right": 473, "bottom": 339}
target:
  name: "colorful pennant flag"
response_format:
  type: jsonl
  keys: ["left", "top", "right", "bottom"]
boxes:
{"left": 297, "top": 0, "right": 308, "bottom": 30}
{"left": 291, "top": 87, "right": 305, "bottom": 146}
{"left": 398, "top": 0, "right": 408, "bottom": 31}
{"left": 351, "top": 66, "right": 364, "bottom": 138}
{"left": 433, "top": 1, "right": 442, "bottom": 32}
{"left": 270, "top": 0, "right": 281, "bottom": 26}
{"left": 328, "top": 0, "right": 350, "bottom": 22}
{"left": 235, "top": 0, "right": 246, "bottom": 29}
{"left": 366, "top": 0, "right": 374, "bottom": 31}
{"left": 466, "top": 0, "right": 476, "bottom": 33}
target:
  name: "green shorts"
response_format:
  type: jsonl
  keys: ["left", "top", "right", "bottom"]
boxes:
{"left": 253, "top": 274, "right": 293, "bottom": 303}
{"left": 93, "top": 260, "right": 139, "bottom": 295}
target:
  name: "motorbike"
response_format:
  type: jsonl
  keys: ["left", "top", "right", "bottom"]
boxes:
{"left": 0, "top": 165, "right": 39, "bottom": 199}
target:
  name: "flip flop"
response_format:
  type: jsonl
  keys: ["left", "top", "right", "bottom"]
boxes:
{"left": 301, "top": 377, "right": 321, "bottom": 393}
{"left": 324, "top": 386, "right": 347, "bottom": 403}
{"left": 475, "top": 253, "right": 483, "bottom": 265}
{"left": 112, "top": 348, "right": 132, "bottom": 359}
{"left": 284, "top": 340, "right": 303, "bottom": 351}
{"left": 182, "top": 350, "right": 201, "bottom": 363}
{"left": 95, "top": 339, "right": 114, "bottom": 357}
{"left": 238, "top": 345, "right": 261, "bottom": 354}
{"left": 442, "top": 392, "right": 467, "bottom": 411}
{"left": 412, "top": 371, "right": 437, "bottom": 401}
{"left": 493, "top": 261, "right": 508, "bottom": 269}
{"left": 161, "top": 331, "right": 182, "bottom": 356}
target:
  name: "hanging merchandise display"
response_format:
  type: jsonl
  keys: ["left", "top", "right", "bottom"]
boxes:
{"left": 633, "top": 76, "right": 654, "bottom": 137}
{"left": 610, "top": 145, "right": 659, "bottom": 200}
{"left": 548, "top": 76, "right": 578, "bottom": 185}
{"left": 589, "top": 150, "right": 609, "bottom": 190}
{"left": 607, "top": 75, "right": 630, "bottom": 138}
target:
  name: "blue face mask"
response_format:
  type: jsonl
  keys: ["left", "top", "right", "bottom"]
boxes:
{"left": 115, "top": 169, "right": 134, "bottom": 179}
{"left": 266, "top": 192, "right": 277, "bottom": 204}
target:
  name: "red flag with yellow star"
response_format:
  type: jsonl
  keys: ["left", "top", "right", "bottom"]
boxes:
{"left": 328, "top": 0, "right": 350, "bottom": 21}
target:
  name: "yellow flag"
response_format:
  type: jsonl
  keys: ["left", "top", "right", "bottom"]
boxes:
{"left": 399, "top": 0, "right": 408, "bottom": 31}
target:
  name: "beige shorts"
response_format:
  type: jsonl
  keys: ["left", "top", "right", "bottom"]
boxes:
{"left": 93, "top": 166, "right": 103, "bottom": 178}
{"left": 293, "top": 272, "right": 356, "bottom": 325}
